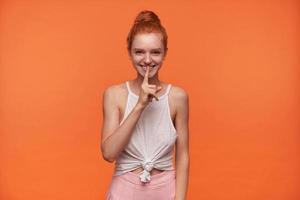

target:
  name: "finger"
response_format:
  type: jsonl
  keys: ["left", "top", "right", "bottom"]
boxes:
{"left": 150, "top": 94, "right": 159, "bottom": 101}
{"left": 156, "top": 86, "right": 163, "bottom": 93}
{"left": 143, "top": 66, "right": 150, "bottom": 84}
{"left": 153, "top": 95, "right": 159, "bottom": 101}
{"left": 149, "top": 84, "right": 162, "bottom": 90}
{"left": 148, "top": 88, "right": 157, "bottom": 94}
{"left": 148, "top": 85, "right": 156, "bottom": 89}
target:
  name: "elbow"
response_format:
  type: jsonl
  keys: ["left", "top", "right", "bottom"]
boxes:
{"left": 101, "top": 145, "right": 116, "bottom": 163}
{"left": 102, "top": 154, "right": 115, "bottom": 163}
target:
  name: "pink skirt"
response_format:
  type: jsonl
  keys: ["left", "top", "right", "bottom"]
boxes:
{"left": 105, "top": 170, "right": 176, "bottom": 200}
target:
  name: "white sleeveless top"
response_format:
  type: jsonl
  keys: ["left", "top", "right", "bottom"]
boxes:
{"left": 113, "top": 81, "right": 178, "bottom": 183}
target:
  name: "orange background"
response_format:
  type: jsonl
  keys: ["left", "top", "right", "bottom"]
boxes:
{"left": 1, "top": 0, "right": 299, "bottom": 199}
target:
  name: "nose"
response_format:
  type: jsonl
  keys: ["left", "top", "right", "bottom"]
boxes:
{"left": 144, "top": 53, "right": 152, "bottom": 64}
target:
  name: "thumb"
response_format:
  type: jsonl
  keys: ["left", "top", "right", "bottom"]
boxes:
{"left": 156, "top": 86, "right": 163, "bottom": 92}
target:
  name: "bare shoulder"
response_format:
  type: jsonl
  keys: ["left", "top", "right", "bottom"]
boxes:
{"left": 169, "top": 84, "right": 189, "bottom": 122}
{"left": 103, "top": 82, "right": 127, "bottom": 103}
{"left": 168, "top": 84, "right": 189, "bottom": 117}
{"left": 169, "top": 84, "right": 189, "bottom": 103}
{"left": 103, "top": 82, "right": 127, "bottom": 96}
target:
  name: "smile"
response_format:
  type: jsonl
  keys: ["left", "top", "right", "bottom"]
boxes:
{"left": 139, "top": 64, "right": 156, "bottom": 68}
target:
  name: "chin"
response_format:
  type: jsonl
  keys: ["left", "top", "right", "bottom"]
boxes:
{"left": 140, "top": 71, "right": 152, "bottom": 77}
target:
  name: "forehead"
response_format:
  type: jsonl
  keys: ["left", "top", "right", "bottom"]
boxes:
{"left": 131, "top": 33, "right": 163, "bottom": 49}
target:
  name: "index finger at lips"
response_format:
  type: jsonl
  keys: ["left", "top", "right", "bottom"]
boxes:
{"left": 143, "top": 66, "right": 150, "bottom": 84}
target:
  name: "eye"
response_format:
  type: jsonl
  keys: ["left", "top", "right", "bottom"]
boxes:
{"left": 152, "top": 51, "right": 161, "bottom": 55}
{"left": 135, "top": 50, "right": 143, "bottom": 54}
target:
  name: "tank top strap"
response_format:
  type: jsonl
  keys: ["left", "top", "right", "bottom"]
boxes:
{"left": 125, "top": 81, "right": 130, "bottom": 92}
{"left": 166, "top": 84, "right": 172, "bottom": 96}
{"left": 125, "top": 81, "right": 134, "bottom": 96}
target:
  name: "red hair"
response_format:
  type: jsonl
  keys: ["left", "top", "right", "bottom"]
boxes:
{"left": 126, "top": 10, "right": 168, "bottom": 53}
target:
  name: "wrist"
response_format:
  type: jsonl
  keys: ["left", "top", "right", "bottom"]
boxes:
{"left": 134, "top": 103, "right": 146, "bottom": 111}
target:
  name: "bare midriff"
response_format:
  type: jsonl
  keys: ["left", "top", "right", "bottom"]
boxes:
{"left": 130, "top": 167, "right": 164, "bottom": 175}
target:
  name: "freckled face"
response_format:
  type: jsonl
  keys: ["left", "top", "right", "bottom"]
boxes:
{"left": 129, "top": 33, "right": 166, "bottom": 78}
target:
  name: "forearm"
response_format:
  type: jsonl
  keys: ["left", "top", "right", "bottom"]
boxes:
{"left": 175, "top": 155, "right": 189, "bottom": 200}
{"left": 102, "top": 103, "right": 145, "bottom": 162}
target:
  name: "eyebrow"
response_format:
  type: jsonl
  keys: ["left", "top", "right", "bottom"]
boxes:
{"left": 133, "top": 48, "right": 162, "bottom": 51}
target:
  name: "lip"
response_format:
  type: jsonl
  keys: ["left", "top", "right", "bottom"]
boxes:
{"left": 139, "top": 65, "right": 156, "bottom": 69}
{"left": 142, "top": 66, "right": 151, "bottom": 70}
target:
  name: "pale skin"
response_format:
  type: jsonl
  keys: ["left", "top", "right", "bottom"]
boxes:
{"left": 101, "top": 33, "right": 189, "bottom": 200}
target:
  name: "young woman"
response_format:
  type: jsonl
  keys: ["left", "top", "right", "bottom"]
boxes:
{"left": 101, "top": 10, "right": 189, "bottom": 200}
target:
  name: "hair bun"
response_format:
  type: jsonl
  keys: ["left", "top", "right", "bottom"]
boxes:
{"left": 134, "top": 10, "right": 161, "bottom": 25}
{"left": 127, "top": 10, "right": 168, "bottom": 52}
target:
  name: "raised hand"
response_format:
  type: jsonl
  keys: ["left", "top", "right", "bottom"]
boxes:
{"left": 137, "top": 66, "right": 163, "bottom": 107}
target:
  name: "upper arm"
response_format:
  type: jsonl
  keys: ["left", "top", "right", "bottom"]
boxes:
{"left": 174, "top": 87, "right": 189, "bottom": 159}
{"left": 101, "top": 86, "right": 120, "bottom": 148}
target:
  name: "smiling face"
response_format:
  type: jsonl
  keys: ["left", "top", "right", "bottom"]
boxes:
{"left": 129, "top": 32, "right": 167, "bottom": 78}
